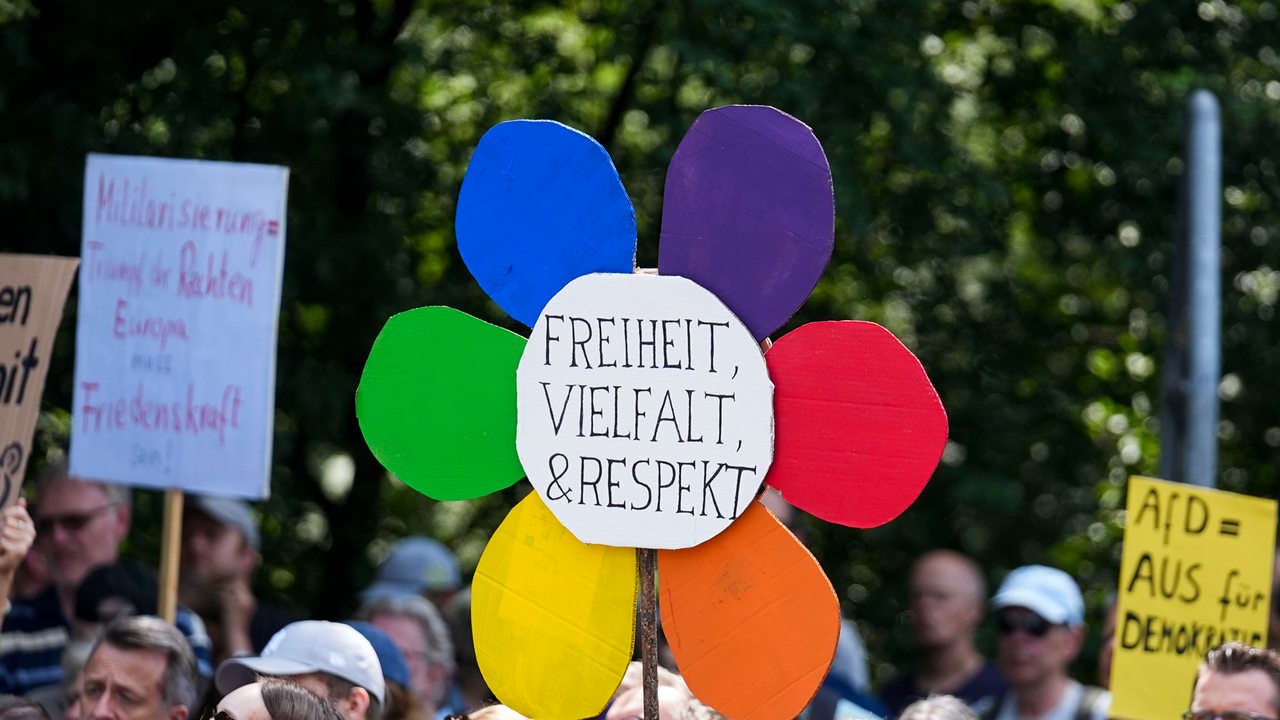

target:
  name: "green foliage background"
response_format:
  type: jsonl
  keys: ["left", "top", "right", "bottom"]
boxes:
{"left": 4, "top": 0, "right": 1279, "bottom": 688}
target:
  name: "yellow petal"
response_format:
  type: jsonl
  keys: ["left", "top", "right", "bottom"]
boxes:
{"left": 473, "top": 492, "right": 638, "bottom": 720}
{"left": 659, "top": 500, "right": 840, "bottom": 720}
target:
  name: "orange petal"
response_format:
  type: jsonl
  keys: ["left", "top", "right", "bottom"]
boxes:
{"left": 659, "top": 500, "right": 840, "bottom": 720}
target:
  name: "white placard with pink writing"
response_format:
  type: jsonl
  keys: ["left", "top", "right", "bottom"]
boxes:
{"left": 70, "top": 153, "right": 288, "bottom": 498}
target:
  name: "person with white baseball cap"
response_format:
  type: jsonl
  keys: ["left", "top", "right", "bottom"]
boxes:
{"left": 216, "top": 620, "right": 385, "bottom": 720}
{"left": 977, "top": 565, "right": 1110, "bottom": 720}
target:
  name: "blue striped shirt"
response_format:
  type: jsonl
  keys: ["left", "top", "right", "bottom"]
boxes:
{"left": 0, "top": 586, "right": 213, "bottom": 695}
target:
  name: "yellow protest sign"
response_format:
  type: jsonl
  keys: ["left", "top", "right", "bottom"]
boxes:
{"left": 1111, "top": 475, "right": 1277, "bottom": 720}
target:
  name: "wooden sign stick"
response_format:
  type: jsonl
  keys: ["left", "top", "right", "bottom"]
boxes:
{"left": 157, "top": 487, "right": 184, "bottom": 623}
{"left": 639, "top": 548, "right": 659, "bottom": 720}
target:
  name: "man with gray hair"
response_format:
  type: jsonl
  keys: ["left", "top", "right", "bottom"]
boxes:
{"left": 356, "top": 594, "right": 457, "bottom": 720}
{"left": 80, "top": 615, "right": 198, "bottom": 720}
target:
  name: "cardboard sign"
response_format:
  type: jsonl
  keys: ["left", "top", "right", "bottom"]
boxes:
{"left": 357, "top": 306, "right": 526, "bottom": 500}
{"left": 0, "top": 254, "right": 79, "bottom": 506}
{"left": 765, "top": 321, "right": 948, "bottom": 528}
{"left": 472, "top": 492, "right": 637, "bottom": 720}
{"left": 1111, "top": 475, "right": 1277, "bottom": 720}
{"left": 456, "top": 119, "right": 637, "bottom": 328}
{"left": 70, "top": 154, "right": 288, "bottom": 498}
{"left": 516, "top": 272, "right": 774, "bottom": 549}
{"left": 359, "top": 107, "right": 949, "bottom": 720}
{"left": 659, "top": 499, "right": 839, "bottom": 720}
{"left": 659, "top": 105, "right": 834, "bottom": 342}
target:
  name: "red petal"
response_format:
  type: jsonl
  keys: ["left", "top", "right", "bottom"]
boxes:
{"left": 765, "top": 321, "right": 947, "bottom": 528}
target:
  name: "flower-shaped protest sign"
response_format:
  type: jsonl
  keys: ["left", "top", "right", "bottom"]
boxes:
{"left": 357, "top": 106, "right": 948, "bottom": 720}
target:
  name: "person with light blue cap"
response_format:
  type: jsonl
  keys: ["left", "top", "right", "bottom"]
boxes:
{"left": 361, "top": 537, "right": 461, "bottom": 611}
{"left": 977, "top": 565, "right": 1111, "bottom": 720}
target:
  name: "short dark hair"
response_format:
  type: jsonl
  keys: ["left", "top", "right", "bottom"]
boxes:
{"left": 319, "top": 673, "right": 383, "bottom": 720}
{"left": 1196, "top": 642, "right": 1280, "bottom": 713}
{"left": 91, "top": 615, "right": 198, "bottom": 710}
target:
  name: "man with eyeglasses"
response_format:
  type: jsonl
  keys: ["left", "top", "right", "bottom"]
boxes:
{"left": 355, "top": 593, "right": 459, "bottom": 720}
{"left": 0, "top": 462, "right": 132, "bottom": 695}
{"left": 1187, "top": 642, "right": 1280, "bottom": 720}
{"left": 976, "top": 565, "right": 1110, "bottom": 720}
{"left": 0, "top": 462, "right": 212, "bottom": 696}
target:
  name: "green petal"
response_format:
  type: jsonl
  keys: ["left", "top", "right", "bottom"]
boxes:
{"left": 356, "top": 306, "right": 526, "bottom": 500}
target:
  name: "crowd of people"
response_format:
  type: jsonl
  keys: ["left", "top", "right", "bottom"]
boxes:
{"left": 0, "top": 464, "right": 1277, "bottom": 720}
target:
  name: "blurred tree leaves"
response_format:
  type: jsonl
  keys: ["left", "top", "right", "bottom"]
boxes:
{"left": 4, "top": 0, "right": 1279, "bottom": 687}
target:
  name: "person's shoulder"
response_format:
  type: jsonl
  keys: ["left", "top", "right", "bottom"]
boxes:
{"left": 964, "top": 662, "right": 1009, "bottom": 694}
{"left": 174, "top": 607, "right": 215, "bottom": 679}
{"left": 973, "top": 686, "right": 1015, "bottom": 720}
{"left": 951, "top": 662, "right": 1008, "bottom": 710}
{"left": 175, "top": 606, "right": 210, "bottom": 643}
{"left": 879, "top": 671, "right": 915, "bottom": 695}
{"left": 974, "top": 662, "right": 1003, "bottom": 680}
{"left": 833, "top": 696, "right": 886, "bottom": 720}
{"left": 251, "top": 601, "right": 297, "bottom": 628}
{"left": 1076, "top": 684, "right": 1111, "bottom": 720}
{"left": 876, "top": 672, "right": 919, "bottom": 716}
{"left": 0, "top": 588, "right": 69, "bottom": 694}
{"left": 2, "top": 587, "right": 65, "bottom": 635}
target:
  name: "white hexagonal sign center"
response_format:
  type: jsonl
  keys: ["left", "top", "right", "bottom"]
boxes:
{"left": 516, "top": 273, "right": 775, "bottom": 549}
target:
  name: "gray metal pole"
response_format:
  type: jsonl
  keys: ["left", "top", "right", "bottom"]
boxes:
{"left": 1185, "top": 90, "right": 1222, "bottom": 488}
{"left": 1158, "top": 90, "right": 1221, "bottom": 487}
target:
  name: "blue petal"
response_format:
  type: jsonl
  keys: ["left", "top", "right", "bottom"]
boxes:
{"left": 456, "top": 120, "right": 637, "bottom": 327}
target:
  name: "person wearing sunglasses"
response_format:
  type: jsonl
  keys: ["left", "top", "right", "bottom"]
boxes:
{"left": 1187, "top": 642, "right": 1280, "bottom": 720}
{"left": 976, "top": 565, "right": 1110, "bottom": 720}
{"left": 1, "top": 463, "right": 215, "bottom": 702}
{"left": 210, "top": 676, "right": 343, "bottom": 720}
{"left": 1, "top": 463, "right": 132, "bottom": 696}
